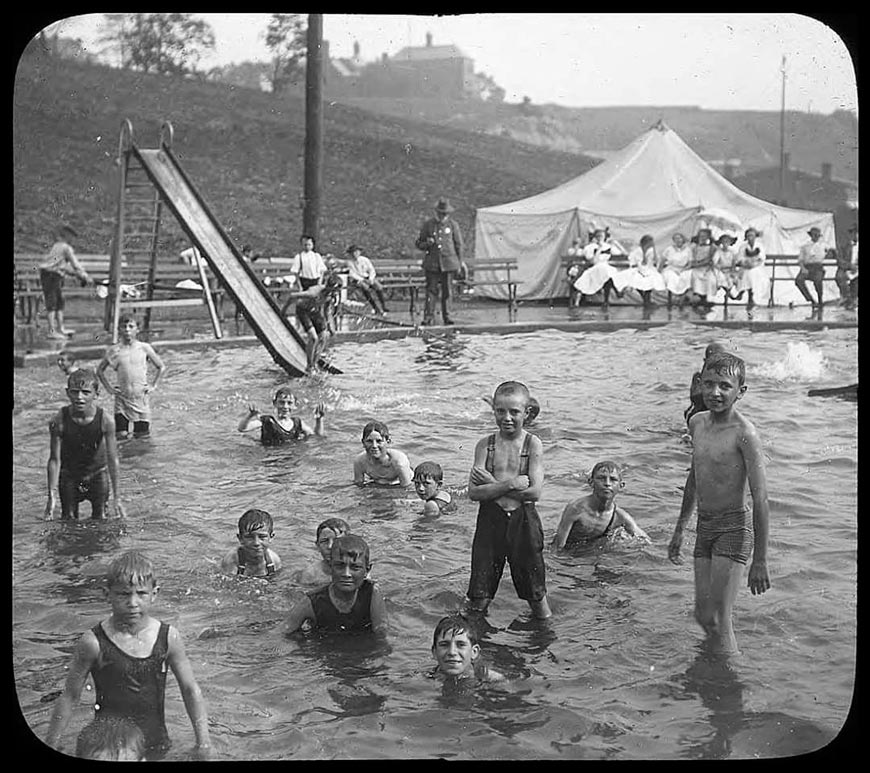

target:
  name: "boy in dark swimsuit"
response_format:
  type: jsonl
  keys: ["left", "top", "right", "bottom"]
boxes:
{"left": 551, "top": 461, "right": 649, "bottom": 550}
{"left": 466, "top": 381, "right": 551, "bottom": 619}
{"left": 413, "top": 461, "right": 454, "bottom": 516}
{"left": 45, "top": 369, "right": 124, "bottom": 520}
{"left": 45, "top": 551, "right": 211, "bottom": 760}
{"left": 221, "top": 509, "right": 283, "bottom": 578}
{"left": 286, "top": 535, "right": 386, "bottom": 634}
{"left": 238, "top": 386, "right": 326, "bottom": 445}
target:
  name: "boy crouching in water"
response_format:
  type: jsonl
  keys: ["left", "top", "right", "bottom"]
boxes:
{"left": 221, "top": 509, "right": 282, "bottom": 578}
{"left": 45, "top": 368, "right": 124, "bottom": 520}
{"left": 413, "top": 461, "right": 454, "bottom": 516}
{"left": 45, "top": 551, "right": 211, "bottom": 759}
{"left": 466, "top": 381, "right": 551, "bottom": 619}
{"left": 286, "top": 535, "right": 386, "bottom": 634}
{"left": 668, "top": 352, "right": 771, "bottom": 655}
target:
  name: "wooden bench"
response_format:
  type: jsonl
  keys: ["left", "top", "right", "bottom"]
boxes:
{"left": 461, "top": 258, "right": 522, "bottom": 307}
{"left": 766, "top": 252, "right": 839, "bottom": 307}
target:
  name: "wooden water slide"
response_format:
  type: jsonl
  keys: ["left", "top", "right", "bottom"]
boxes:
{"left": 131, "top": 142, "right": 322, "bottom": 376}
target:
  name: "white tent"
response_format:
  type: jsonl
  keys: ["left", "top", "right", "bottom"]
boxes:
{"left": 473, "top": 122, "right": 837, "bottom": 303}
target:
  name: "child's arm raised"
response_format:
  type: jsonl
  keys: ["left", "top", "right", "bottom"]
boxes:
{"left": 237, "top": 404, "right": 263, "bottom": 432}
{"left": 286, "top": 596, "right": 316, "bottom": 635}
{"left": 741, "top": 422, "right": 771, "bottom": 596}
{"left": 45, "top": 413, "right": 62, "bottom": 519}
{"left": 45, "top": 630, "right": 100, "bottom": 750}
{"left": 166, "top": 625, "right": 212, "bottom": 759}
{"left": 102, "top": 412, "right": 125, "bottom": 517}
{"left": 313, "top": 402, "right": 326, "bottom": 436}
{"left": 370, "top": 585, "right": 387, "bottom": 634}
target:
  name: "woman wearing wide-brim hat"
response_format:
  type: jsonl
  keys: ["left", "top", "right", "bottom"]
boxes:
{"left": 732, "top": 227, "right": 769, "bottom": 310}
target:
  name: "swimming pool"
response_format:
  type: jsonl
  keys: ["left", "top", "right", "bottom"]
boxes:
{"left": 13, "top": 322, "right": 857, "bottom": 760}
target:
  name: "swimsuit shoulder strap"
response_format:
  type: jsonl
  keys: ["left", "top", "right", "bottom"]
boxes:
{"left": 236, "top": 547, "right": 246, "bottom": 575}
{"left": 484, "top": 433, "right": 496, "bottom": 473}
{"left": 519, "top": 432, "right": 532, "bottom": 475}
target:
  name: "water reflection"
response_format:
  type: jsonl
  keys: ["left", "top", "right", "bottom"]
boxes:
{"left": 413, "top": 332, "right": 469, "bottom": 369}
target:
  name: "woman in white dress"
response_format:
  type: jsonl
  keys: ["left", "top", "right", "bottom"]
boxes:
{"left": 711, "top": 233, "right": 740, "bottom": 300}
{"left": 659, "top": 232, "right": 693, "bottom": 307}
{"left": 689, "top": 228, "right": 718, "bottom": 307}
{"left": 613, "top": 234, "right": 666, "bottom": 307}
{"left": 732, "top": 227, "right": 769, "bottom": 310}
{"left": 573, "top": 228, "right": 620, "bottom": 307}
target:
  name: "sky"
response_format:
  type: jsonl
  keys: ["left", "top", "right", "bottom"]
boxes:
{"left": 43, "top": 13, "right": 857, "bottom": 114}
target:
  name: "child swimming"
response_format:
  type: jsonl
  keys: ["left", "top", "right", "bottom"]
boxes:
{"left": 431, "top": 614, "right": 504, "bottom": 683}
{"left": 298, "top": 517, "right": 351, "bottom": 586}
{"left": 551, "top": 460, "right": 649, "bottom": 550}
{"left": 221, "top": 509, "right": 282, "bottom": 578}
{"left": 238, "top": 386, "right": 325, "bottom": 444}
{"left": 413, "top": 461, "right": 454, "bottom": 516}
{"left": 353, "top": 420, "right": 413, "bottom": 487}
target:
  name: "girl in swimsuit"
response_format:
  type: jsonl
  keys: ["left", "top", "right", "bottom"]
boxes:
{"left": 238, "top": 387, "right": 326, "bottom": 445}
{"left": 552, "top": 460, "right": 649, "bottom": 550}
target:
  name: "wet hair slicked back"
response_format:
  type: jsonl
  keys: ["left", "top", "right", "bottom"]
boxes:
{"left": 106, "top": 550, "right": 156, "bottom": 589}
{"left": 413, "top": 461, "right": 443, "bottom": 482}
{"left": 702, "top": 351, "right": 746, "bottom": 386}
{"left": 67, "top": 367, "right": 99, "bottom": 391}
{"left": 361, "top": 420, "right": 390, "bottom": 441}
{"left": 316, "top": 517, "right": 350, "bottom": 539}
{"left": 589, "top": 460, "right": 622, "bottom": 482}
{"left": 238, "top": 508, "right": 274, "bottom": 534}
{"left": 432, "top": 614, "right": 479, "bottom": 648}
{"left": 330, "top": 534, "right": 370, "bottom": 565}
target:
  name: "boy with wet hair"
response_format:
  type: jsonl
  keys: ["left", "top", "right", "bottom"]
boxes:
{"left": 221, "top": 509, "right": 282, "bottom": 578}
{"left": 299, "top": 517, "right": 351, "bottom": 586}
{"left": 75, "top": 715, "right": 146, "bottom": 761}
{"left": 238, "top": 386, "right": 326, "bottom": 444}
{"left": 46, "top": 368, "right": 124, "bottom": 520}
{"left": 668, "top": 351, "right": 771, "bottom": 655}
{"left": 466, "top": 380, "right": 551, "bottom": 619}
{"left": 57, "top": 349, "right": 80, "bottom": 376}
{"left": 431, "top": 614, "right": 504, "bottom": 683}
{"left": 97, "top": 315, "right": 165, "bottom": 439}
{"left": 413, "top": 461, "right": 454, "bottom": 516}
{"left": 685, "top": 341, "right": 727, "bottom": 425}
{"left": 551, "top": 460, "right": 649, "bottom": 550}
{"left": 353, "top": 420, "right": 414, "bottom": 487}
{"left": 45, "top": 550, "right": 211, "bottom": 759}
{"left": 287, "top": 535, "right": 386, "bottom": 634}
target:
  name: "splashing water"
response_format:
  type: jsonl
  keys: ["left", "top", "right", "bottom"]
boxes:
{"left": 755, "top": 341, "right": 828, "bottom": 381}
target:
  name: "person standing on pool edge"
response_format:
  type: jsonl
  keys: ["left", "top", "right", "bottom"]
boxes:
{"left": 466, "top": 380, "right": 551, "bottom": 620}
{"left": 415, "top": 197, "right": 468, "bottom": 326}
{"left": 668, "top": 351, "right": 771, "bottom": 656}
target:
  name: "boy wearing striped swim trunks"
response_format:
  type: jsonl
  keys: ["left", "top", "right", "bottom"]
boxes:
{"left": 668, "top": 351, "right": 771, "bottom": 655}
{"left": 465, "top": 381, "right": 551, "bottom": 620}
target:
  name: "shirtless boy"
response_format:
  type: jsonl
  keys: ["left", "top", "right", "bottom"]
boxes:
{"left": 431, "top": 614, "right": 504, "bottom": 683}
{"left": 668, "top": 351, "right": 771, "bottom": 655}
{"left": 221, "top": 509, "right": 283, "bottom": 578}
{"left": 353, "top": 420, "right": 413, "bottom": 487}
{"left": 97, "top": 316, "right": 165, "bottom": 439}
{"left": 46, "top": 368, "right": 124, "bottom": 520}
{"left": 238, "top": 386, "right": 326, "bottom": 444}
{"left": 45, "top": 550, "right": 211, "bottom": 759}
{"left": 552, "top": 460, "right": 649, "bottom": 550}
{"left": 466, "top": 381, "right": 551, "bottom": 619}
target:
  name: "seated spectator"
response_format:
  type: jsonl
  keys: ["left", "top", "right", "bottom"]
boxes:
{"left": 689, "top": 228, "right": 717, "bottom": 308}
{"left": 659, "top": 232, "right": 693, "bottom": 308}
{"left": 711, "top": 234, "right": 740, "bottom": 300}
{"left": 732, "top": 227, "right": 769, "bottom": 310}
{"left": 565, "top": 237, "right": 590, "bottom": 307}
{"left": 613, "top": 234, "right": 666, "bottom": 307}
{"left": 345, "top": 245, "right": 388, "bottom": 315}
{"left": 834, "top": 224, "right": 858, "bottom": 310}
{"left": 572, "top": 228, "right": 622, "bottom": 308}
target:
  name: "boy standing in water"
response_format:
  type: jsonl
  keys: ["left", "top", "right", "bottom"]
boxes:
{"left": 45, "top": 551, "right": 211, "bottom": 759}
{"left": 97, "top": 316, "right": 166, "bottom": 439}
{"left": 466, "top": 381, "right": 551, "bottom": 619}
{"left": 46, "top": 368, "right": 124, "bottom": 520}
{"left": 668, "top": 352, "right": 771, "bottom": 655}
{"left": 286, "top": 535, "right": 386, "bottom": 634}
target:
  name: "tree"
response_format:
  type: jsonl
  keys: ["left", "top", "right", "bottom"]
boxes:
{"left": 100, "top": 13, "right": 215, "bottom": 76}
{"left": 264, "top": 13, "right": 306, "bottom": 95}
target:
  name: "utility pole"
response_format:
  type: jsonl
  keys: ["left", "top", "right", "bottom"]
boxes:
{"left": 779, "top": 55, "right": 787, "bottom": 204}
{"left": 303, "top": 14, "right": 323, "bottom": 239}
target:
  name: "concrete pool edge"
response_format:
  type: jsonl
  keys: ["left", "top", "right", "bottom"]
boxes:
{"left": 13, "top": 317, "right": 858, "bottom": 368}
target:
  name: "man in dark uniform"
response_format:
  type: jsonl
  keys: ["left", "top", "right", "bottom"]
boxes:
{"left": 415, "top": 197, "right": 467, "bottom": 325}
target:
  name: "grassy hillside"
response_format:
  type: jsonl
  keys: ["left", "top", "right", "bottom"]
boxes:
{"left": 337, "top": 97, "right": 858, "bottom": 183}
{"left": 13, "top": 47, "right": 599, "bottom": 260}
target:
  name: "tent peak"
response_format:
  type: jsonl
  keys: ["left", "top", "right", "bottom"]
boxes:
{"left": 651, "top": 119, "right": 669, "bottom": 132}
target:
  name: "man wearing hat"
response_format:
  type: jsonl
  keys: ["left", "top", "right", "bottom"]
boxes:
{"left": 835, "top": 225, "right": 858, "bottom": 309}
{"left": 795, "top": 226, "right": 827, "bottom": 309}
{"left": 415, "top": 197, "right": 467, "bottom": 325}
{"left": 38, "top": 223, "right": 94, "bottom": 340}
{"left": 345, "top": 245, "right": 388, "bottom": 315}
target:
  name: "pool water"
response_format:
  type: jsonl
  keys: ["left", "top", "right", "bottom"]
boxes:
{"left": 13, "top": 322, "right": 857, "bottom": 760}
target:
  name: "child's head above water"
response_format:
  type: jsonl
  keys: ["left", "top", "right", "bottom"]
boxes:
{"left": 704, "top": 341, "right": 727, "bottom": 361}
{"left": 413, "top": 461, "right": 443, "bottom": 501}
{"left": 315, "top": 517, "right": 350, "bottom": 560}
{"left": 57, "top": 350, "right": 77, "bottom": 374}
{"left": 361, "top": 420, "right": 390, "bottom": 443}
{"left": 75, "top": 715, "right": 146, "bottom": 761}
{"left": 431, "top": 614, "right": 481, "bottom": 678}
{"left": 329, "top": 535, "right": 372, "bottom": 589}
{"left": 587, "top": 461, "right": 625, "bottom": 502}
{"left": 106, "top": 550, "right": 157, "bottom": 591}
{"left": 238, "top": 508, "right": 274, "bottom": 537}
{"left": 702, "top": 351, "right": 747, "bottom": 387}
{"left": 492, "top": 380, "right": 531, "bottom": 404}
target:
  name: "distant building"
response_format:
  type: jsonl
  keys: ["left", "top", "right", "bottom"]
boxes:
{"left": 325, "top": 32, "right": 479, "bottom": 100}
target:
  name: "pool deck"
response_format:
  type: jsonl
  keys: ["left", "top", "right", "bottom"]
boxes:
{"left": 13, "top": 298, "right": 859, "bottom": 368}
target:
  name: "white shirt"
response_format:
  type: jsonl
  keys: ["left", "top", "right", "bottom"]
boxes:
{"left": 289, "top": 250, "right": 327, "bottom": 280}
{"left": 347, "top": 255, "right": 377, "bottom": 282}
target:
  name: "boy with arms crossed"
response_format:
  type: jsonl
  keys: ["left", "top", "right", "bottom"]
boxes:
{"left": 668, "top": 352, "right": 771, "bottom": 655}
{"left": 466, "top": 381, "right": 551, "bottom": 619}
{"left": 45, "top": 551, "right": 211, "bottom": 759}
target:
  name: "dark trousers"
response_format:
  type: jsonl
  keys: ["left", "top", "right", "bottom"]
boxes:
{"left": 795, "top": 264, "right": 825, "bottom": 304}
{"left": 424, "top": 270, "right": 454, "bottom": 323}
